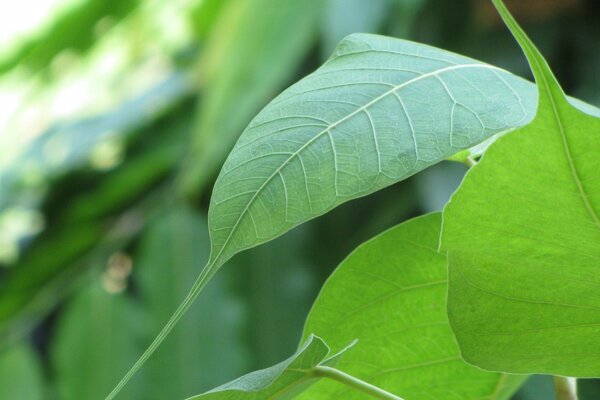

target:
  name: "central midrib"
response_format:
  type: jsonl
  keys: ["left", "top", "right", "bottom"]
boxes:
{"left": 211, "top": 63, "right": 503, "bottom": 266}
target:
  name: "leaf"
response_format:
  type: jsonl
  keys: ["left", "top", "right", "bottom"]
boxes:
{"left": 180, "top": 0, "right": 324, "bottom": 197}
{"left": 0, "top": 342, "right": 44, "bottom": 400}
{"left": 112, "top": 29, "right": 600, "bottom": 396}
{"left": 299, "top": 213, "right": 525, "bottom": 400}
{"left": 0, "top": 0, "right": 139, "bottom": 74}
{"left": 51, "top": 278, "right": 143, "bottom": 400}
{"left": 136, "top": 207, "right": 248, "bottom": 398}
{"left": 441, "top": 0, "right": 600, "bottom": 376}
{"left": 207, "top": 32, "right": 539, "bottom": 272}
{"left": 187, "top": 335, "right": 353, "bottom": 400}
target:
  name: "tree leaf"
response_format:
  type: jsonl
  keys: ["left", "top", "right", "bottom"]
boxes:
{"left": 299, "top": 213, "right": 525, "bottom": 400}
{"left": 441, "top": 0, "right": 600, "bottom": 376}
{"left": 0, "top": 342, "right": 44, "bottom": 400}
{"left": 207, "top": 32, "right": 539, "bottom": 271}
{"left": 187, "top": 335, "right": 353, "bottom": 400}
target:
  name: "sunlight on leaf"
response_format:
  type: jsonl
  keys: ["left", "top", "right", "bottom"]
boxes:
{"left": 441, "top": 0, "right": 600, "bottom": 376}
{"left": 300, "top": 213, "right": 525, "bottom": 400}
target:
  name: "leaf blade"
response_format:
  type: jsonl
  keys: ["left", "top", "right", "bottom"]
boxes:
{"left": 186, "top": 335, "right": 351, "bottom": 400}
{"left": 299, "top": 213, "right": 525, "bottom": 400}
{"left": 441, "top": 0, "right": 600, "bottom": 376}
{"left": 207, "top": 33, "right": 542, "bottom": 269}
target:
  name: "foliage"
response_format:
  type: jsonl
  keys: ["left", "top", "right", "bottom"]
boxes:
{"left": 0, "top": 0, "right": 599, "bottom": 400}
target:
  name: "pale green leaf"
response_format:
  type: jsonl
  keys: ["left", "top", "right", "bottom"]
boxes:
{"left": 441, "top": 0, "right": 600, "bottom": 376}
{"left": 187, "top": 335, "right": 352, "bottom": 400}
{"left": 300, "top": 213, "right": 525, "bottom": 400}
{"left": 207, "top": 32, "right": 539, "bottom": 271}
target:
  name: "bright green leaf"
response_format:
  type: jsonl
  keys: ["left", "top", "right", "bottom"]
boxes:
{"left": 300, "top": 213, "right": 525, "bottom": 400}
{"left": 441, "top": 0, "right": 600, "bottom": 376}
{"left": 187, "top": 335, "right": 352, "bottom": 400}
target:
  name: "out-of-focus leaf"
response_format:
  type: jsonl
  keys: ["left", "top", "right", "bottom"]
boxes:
{"left": 0, "top": 342, "right": 44, "bottom": 400}
{"left": 512, "top": 376, "right": 556, "bottom": 400}
{"left": 0, "top": 106, "right": 192, "bottom": 340}
{"left": 321, "top": 0, "right": 391, "bottom": 58}
{"left": 0, "top": 0, "right": 139, "bottom": 74}
{"left": 441, "top": 0, "right": 600, "bottom": 376}
{"left": 136, "top": 207, "right": 248, "bottom": 398}
{"left": 187, "top": 335, "right": 353, "bottom": 400}
{"left": 0, "top": 72, "right": 191, "bottom": 209}
{"left": 578, "top": 378, "right": 600, "bottom": 400}
{"left": 190, "top": 0, "right": 231, "bottom": 42}
{"left": 51, "top": 278, "right": 142, "bottom": 400}
{"left": 0, "top": 224, "right": 105, "bottom": 337}
{"left": 180, "top": 0, "right": 324, "bottom": 197}
{"left": 414, "top": 161, "right": 467, "bottom": 212}
{"left": 236, "top": 224, "right": 316, "bottom": 368}
{"left": 300, "top": 213, "right": 525, "bottom": 400}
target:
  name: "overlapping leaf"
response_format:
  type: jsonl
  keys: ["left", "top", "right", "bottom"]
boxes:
{"left": 207, "top": 32, "right": 543, "bottom": 270}
{"left": 300, "top": 213, "right": 525, "bottom": 400}
{"left": 187, "top": 335, "right": 352, "bottom": 400}
{"left": 441, "top": 0, "right": 600, "bottom": 376}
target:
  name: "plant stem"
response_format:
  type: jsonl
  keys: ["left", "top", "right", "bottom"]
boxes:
{"left": 554, "top": 376, "right": 577, "bottom": 400}
{"left": 313, "top": 366, "right": 404, "bottom": 400}
{"left": 464, "top": 156, "right": 477, "bottom": 168}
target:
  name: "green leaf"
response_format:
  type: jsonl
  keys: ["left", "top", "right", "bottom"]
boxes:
{"left": 299, "top": 213, "right": 525, "bottom": 400}
{"left": 0, "top": 342, "right": 44, "bottom": 400}
{"left": 136, "top": 207, "right": 248, "bottom": 398}
{"left": 187, "top": 335, "right": 352, "bottom": 400}
{"left": 0, "top": 0, "right": 139, "bottom": 74}
{"left": 207, "top": 33, "right": 539, "bottom": 272}
{"left": 51, "top": 278, "right": 143, "bottom": 400}
{"left": 181, "top": 0, "right": 324, "bottom": 197}
{"left": 441, "top": 0, "right": 600, "bottom": 376}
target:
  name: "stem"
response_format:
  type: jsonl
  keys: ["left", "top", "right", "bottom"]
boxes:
{"left": 554, "top": 376, "right": 577, "bottom": 400}
{"left": 104, "top": 264, "right": 216, "bottom": 400}
{"left": 313, "top": 366, "right": 404, "bottom": 400}
{"left": 464, "top": 156, "right": 478, "bottom": 168}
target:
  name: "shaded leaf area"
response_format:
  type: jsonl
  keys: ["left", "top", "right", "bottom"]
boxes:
{"left": 0, "top": 0, "right": 139, "bottom": 74}
{"left": 188, "top": 335, "right": 351, "bottom": 400}
{"left": 181, "top": 0, "right": 324, "bottom": 197}
{"left": 0, "top": 342, "right": 44, "bottom": 400}
{"left": 0, "top": 98, "right": 195, "bottom": 342}
{"left": 300, "top": 213, "right": 525, "bottom": 400}
{"left": 208, "top": 31, "right": 590, "bottom": 273}
{"left": 135, "top": 207, "right": 248, "bottom": 398}
{"left": 50, "top": 278, "right": 144, "bottom": 400}
{"left": 442, "top": 0, "right": 600, "bottom": 376}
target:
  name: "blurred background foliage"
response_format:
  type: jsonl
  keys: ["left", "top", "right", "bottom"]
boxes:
{"left": 0, "top": 0, "right": 598, "bottom": 398}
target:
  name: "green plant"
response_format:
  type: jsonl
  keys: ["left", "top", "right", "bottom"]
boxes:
{"left": 106, "top": 1, "right": 599, "bottom": 399}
